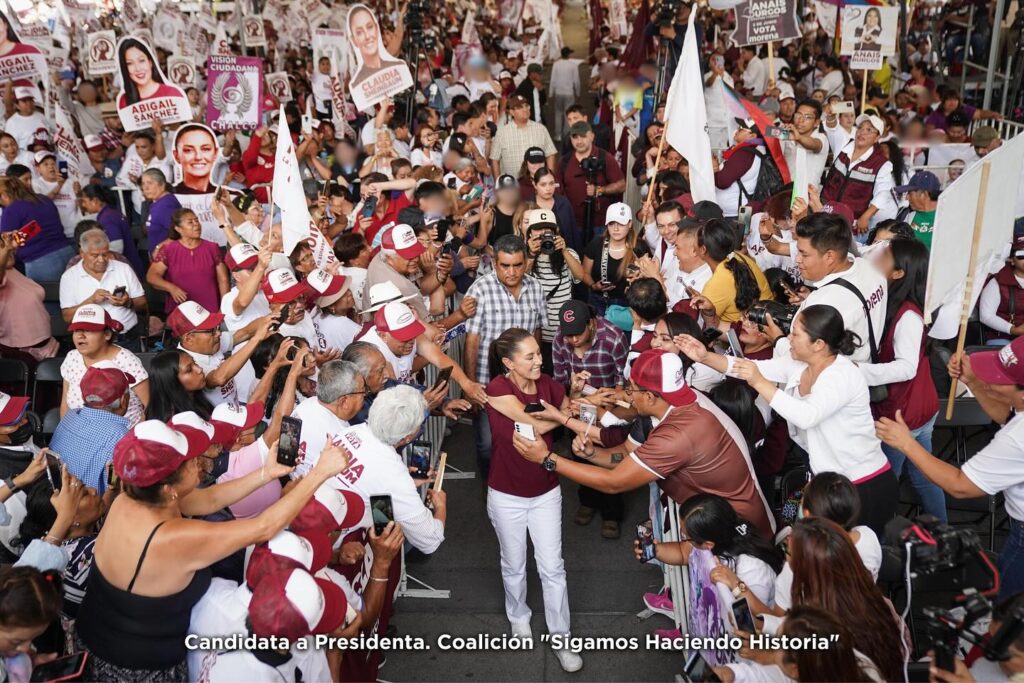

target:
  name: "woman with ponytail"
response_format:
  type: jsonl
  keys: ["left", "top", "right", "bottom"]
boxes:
{"left": 676, "top": 304, "right": 898, "bottom": 535}
{"left": 0, "top": 566, "right": 64, "bottom": 680}
{"left": 696, "top": 218, "right": 773, "bottom": 325}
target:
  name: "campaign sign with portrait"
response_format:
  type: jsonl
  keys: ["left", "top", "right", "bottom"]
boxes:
{"left": 346, "top": 4, "right": 413, "bottom": 113}
{"left": 241, "top": 14, "right": 267, "bottom": 49}
{"left": 266, "top": 71, "right": 293, "bottom": 103}
{"left": 207, "top": 55, "right": 263, "bottom": 131}
{"left": 115, "top": 36, "right": 192, "bottom": 132}
{"left": 840, "top": 6, "right": 898, "bottom": 70}
{"left": 171, "top": 123, "right": 234, "bottom": 245}
{"left": 86, "top": 30, "right": 116, "bottom": 76}
{"left": 0, "top": 10, "right": 47, "bottom": 82}
{"left": 167, "top": 56, "right": 196, "bottom": 88}
{"left": 730, "top": 0, "right": 801, "bottom": 47}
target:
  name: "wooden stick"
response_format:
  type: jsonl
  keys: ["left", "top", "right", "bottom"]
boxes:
{"left": 641, "top": 118, "right": 670, "bottom": 222}
{"left": 433, "top": 452, "right": 448, "bottom": 493}
{"left": 860, "top": 69, "right": 869, "bottom": 113}
{"left": 766, "top": 42, "right": 775, "bottom": 90}
{"left": 945, "top": 161, "right": 992, "bottom": 420}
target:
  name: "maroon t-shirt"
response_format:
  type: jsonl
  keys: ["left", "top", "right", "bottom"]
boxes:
{"left": 485, "top": 374, "right": 566, "bottom": 498}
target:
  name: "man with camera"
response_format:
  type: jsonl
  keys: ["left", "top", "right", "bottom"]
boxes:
{"left": 559, "top": 121, "right": 625, "bottom": 241}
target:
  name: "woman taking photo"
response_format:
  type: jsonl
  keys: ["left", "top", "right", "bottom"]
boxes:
{"left": 0, "top": 566, "right": 64, "bottom": 680}
{"left": 484, "top": 328, "right": 582, "bottom": 673}
{"left": 79, "top": 185, "right": 144, "bottom": 276}
{"left": 697, "top": 218, "right": 772, "bottom": 326}
{"left": 145, "top": 350, "right": 213, "bottom": 421}
{"left": 581, "top": 203, "right": 648, "bottom": 314}
{"left": 60, "top": 304, "right": 149, "bottom": 427}
{"left": 0, "top": 176, "right": 74, "bottom": 281}
{"left": 74, "top": 420, "right": 351, "bottom": 680}
{"left": 677, "top": 305, "right": 898, "bottom": 535}
{"left": 860, "top": 238, "right": 944, "bottom": 522}
{"left": 531, "top": 167, "right": 580, "bottom": 253}
{"left": 410, "top": 125, "right": 443, "bottom": 169}
{"left": 146, "top": 208, "right": 229, "bottom": 314}
{"left": 522, "top": 211, "right": 585, "bottom": 371}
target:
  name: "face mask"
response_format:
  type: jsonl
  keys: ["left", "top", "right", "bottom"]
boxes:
{"left": 2, "top": 421, "right": 36, "bottom": 450}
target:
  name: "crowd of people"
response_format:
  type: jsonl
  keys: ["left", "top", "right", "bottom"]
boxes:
{"left": 0, "top": 0, "right": 1023, "bottom": 681}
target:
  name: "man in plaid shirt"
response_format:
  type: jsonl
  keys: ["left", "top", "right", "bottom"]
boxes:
{"left": 464, "top": 234, "right": 545, "bottom": 478}
{"left": 551, "top": 299, "right": 629, "bottom": 538}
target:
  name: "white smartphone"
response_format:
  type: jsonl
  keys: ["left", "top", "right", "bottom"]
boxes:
{"left": 833, "top": 100, "right": 855, "bottom": 115}
{"left": 514, "top": 422, "right": 536, "bottom": 441}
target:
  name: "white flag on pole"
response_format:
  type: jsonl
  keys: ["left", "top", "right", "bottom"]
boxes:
{"left": 274, "top": 106, "right": 337, "bottom": 268}
{"left": 790, "top": 146, "right": 808, "bottom": 207}
{"left": 663, "top": 7, "right": 716, "bottom": 204}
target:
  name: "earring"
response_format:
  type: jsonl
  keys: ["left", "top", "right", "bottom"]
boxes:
{"left": 171, "top": 490, "right": 178, "bottom": 502}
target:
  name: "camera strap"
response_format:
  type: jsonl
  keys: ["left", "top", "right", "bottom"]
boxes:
{"left": 824, "top": 278, "right": 879, "bottom": 362}
{"left": 600, "top": 242, "right": 611, "bottom": 298}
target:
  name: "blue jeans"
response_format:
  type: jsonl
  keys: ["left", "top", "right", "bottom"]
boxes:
{"left": 473, "top": 409, "right": 492, "bottom": 482}
{"left": 999, "top": 519, "right": 1024, "bottom": 600}
{"left": 881, "top": 412, "right": 948, "bottom": 523}
{"left": 25, "top": 245, "right": 75, "bottom": 282}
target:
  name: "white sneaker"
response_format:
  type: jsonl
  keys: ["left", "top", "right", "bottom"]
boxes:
{"left": 511, "top": 622, "right": 533, "bottom": 640}
{"left": 554, "top": 647, "right": 583, "bottom": 673}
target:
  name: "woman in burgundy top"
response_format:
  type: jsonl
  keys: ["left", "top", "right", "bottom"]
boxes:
{"left": 483, "top": 328, "right": 582, "bottom": 673}
{"left": 146, "top": 208, "right": 228, "bottom": 314}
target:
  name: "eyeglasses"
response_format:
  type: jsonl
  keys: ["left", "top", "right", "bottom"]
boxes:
{"left": 793, "top": 113, "right": 817, "bottom": 121}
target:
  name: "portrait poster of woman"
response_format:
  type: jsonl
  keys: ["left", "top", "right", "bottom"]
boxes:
{"left": 854, "top": 8, "right": 884, "bottom": 51}
{"left": 0, "top": 10, "right": 46, "bottom": 83}
{"left": 115, "top": 36, "right": 192, "bottom": 132}
{"left": 346, "top": 4, "right": 413, "bottom": 112}
{"left": 171, "top": 123, "right": 236, "bottom": 245}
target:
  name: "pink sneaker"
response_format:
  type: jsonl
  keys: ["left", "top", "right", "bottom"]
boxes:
{"left": 643, "top": 591, "right": 674, "bottom": 618}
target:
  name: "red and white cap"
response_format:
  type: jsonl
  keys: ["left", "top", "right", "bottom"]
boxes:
{"left": 13, "top": 86, "right": 34, "bottom": 101}
{"left": 167, "top": 301, "right": 225, "bottom": 337}
{"left": 82, "top": 134, "right": 104, "bottom": 151}
{"left": 970, "top": 336, "right": 1024, "bottom": 386}
{"left": 225, "top": 243, "right": 259, "bottom": 271}
{"left": 209, "top": 401, "right": 265, "bottom": 444}
{"left": 245, "top": 529, "right": 333, "bottom": 587}
{"left": 169, "top": 410, "right": 236, "bottom": 447}
{"left": 0, "top": 392, "right": 29, "bottom": 427}
{"left": 381, "top": 224, "right": 425, "bottom": 260}
{"left": 68, "top": 304, "right": 124, "bottom": 332}
{"left": 290, "top": 487, "right": 365, "bottom": 535}
{"left": 374, "top": 302, "right": 425, "bottom": 342}
{"left": 33, "top": 150, "right": 55, "bottom": 166}
{"left": 261, "top": 268, "right": 309, "bottom": 304}
{"left": 306, "top": 268, "right": 350, "bottom": 308}
{"left": 630, "top": 350, "right": 697, "bottom": 407}
{"left": 113, "top": 420, "right": 212, "bottom": 486}
{"left": 248, "top": 566, "right": 348, "bottom": 639}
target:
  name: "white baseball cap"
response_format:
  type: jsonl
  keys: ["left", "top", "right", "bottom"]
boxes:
{"left": 169, "top": 410, "right": 235, "bottom": 446}
{"left": 361, "top": 281, "right": 417, "bottom": 313}
{"left": 525, "top": 208, "right": 558, "bottom": 229}
{"left": 261, "top": 268, "right": 309, "bottom": 304}
{"left": 855, "top": 113, "right": 885, "bottom": 137}
{"left": 374, "top": 301, "right": 425, "bottom": 342}
{"left": 33, "top": 150, "right": 55, "bottom": 166}
{"left": 777, "top": 82, "right": 795, "bottom": 101}
{"left": 605, "top": 202, "right": 632, "bottom": 226}
{"left": 225, "top": 243, "right": 259, "bottom": 271}
{"left": 290, "top": 487, "right": 366, "bottom": 534}
{"left": 13, "top": 86, "right": 34, "bottom": 101}
{"left": 83, "top": 134, "right": 104, "bottom": 151}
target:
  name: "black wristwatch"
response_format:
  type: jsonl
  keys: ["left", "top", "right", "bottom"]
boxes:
{"left": 542, "top": 452, "right": 557, "bottom": 472}
{"left": 3, "top": 477, "right": 18, "bottom": 494}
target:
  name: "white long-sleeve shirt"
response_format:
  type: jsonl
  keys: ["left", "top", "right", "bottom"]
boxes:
{"left": 979, "top": 275, "right": 1021, "bottom": 335}
{"left": 549, "top": 57, "right": 583, "bottom": 97}
{"left": 728, "top": 353, "right": 889, "bottom": 481}
{"left": 859, "top": 310, "right": 924, "bottom": 386}
{"left": 823, "top": 118, "right": 853, "bottom": 156}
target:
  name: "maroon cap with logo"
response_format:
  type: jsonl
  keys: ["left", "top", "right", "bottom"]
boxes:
{"left": 80, "top": 365, "right": 136, "bottom": 408}
{"left": 247, "top": 567, "right": 348, "bottom": 639}
{"left": 630, "top": 350, "right": 697, "bottom": 407}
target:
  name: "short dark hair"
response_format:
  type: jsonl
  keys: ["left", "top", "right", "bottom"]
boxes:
{"left": 333, "top": 232, "right": 368, "bottom": 263}
{"left": 654, "top": 201, "right": 683, "bottom": 220}
{"left": 451, "top": 112, "right": 471, "bottom": 131}
{"left": 450, "top": 94, "right": 470, "bottom": 109}
{"left": 362, "top": 172, "right": 388, "bottom": 186}
{"left": 627, "top": 278, "right": 668, "bottom": 322}
{"left": 414, "top": 181, "right": 446, "bottom": 202}
{"left": 6, "top": 163, "right": 29, "bottom": 178}
{"left": 795, "top": 212, "right": 852, "bottom": 259}
{"left": 796, "top": 98, "right": 823, "bottom": 121}
{"left": 494, "top": 234, "right": 528, "bottom": 259}
{"left": 566, "top": 104, "right": 585, "bottom": 117}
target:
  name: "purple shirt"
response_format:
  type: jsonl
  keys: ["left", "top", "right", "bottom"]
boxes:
{"left": 152, "top": 239, "right": 223, "bottom": 313}
{"left": 0, "top": 197, "right": 72, "bottom": 263}
{"left": 925, "top": 104, "right": 976, "bottom": 131}
{"left": 98, "top": 206, "right": 144, "bottom": 276}
{"left": 145, "top": 193, "right": 182, "bottom": 252}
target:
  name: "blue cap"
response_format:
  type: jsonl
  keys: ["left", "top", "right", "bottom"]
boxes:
{"left": 895, "top": 171, "right": 941, "bottom": 195}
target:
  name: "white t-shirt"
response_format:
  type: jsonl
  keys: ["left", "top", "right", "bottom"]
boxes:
{"left": 782, "top": 131, "right": 829, "bottom": 191}
{"left": 4, "top": 111, "right": 49, "bottom": 151}
{"left": 743, "top": 56, "right": 768, "bottom": 97}
{"left": 220, "top": 288, "right": 270, "bottom": 337}
{"left": 410, "top": 148, "right": 443, "bottom": 168}
{"left": 819, "top": 69, "right": 846, "bottom": 99}
{"left": 59, "top": 260, "right": 144, "bottom": 332}
{"left": 774, "top": 524, "right": 882, "bottom": 610}
{"left": 319, "top": 313, "right": 361, "bottom": 351}
{"left": 290, "top": 397, "right": 349, "bottom": 477}
{"left": 114, "top": 146, "right": 172, "bottom": 214}
{"left": 745, "top": 218, "right": 801, "bottom": 283}
{"left": 183, "top": 332, "right": 257, "bottom": 407}
{"left": 0, "top": 150, "right": 33, "bottom": 176}
{"left": 962, "top": 411, "right": 1024, "bottom": 521}
{"left": 359, "top": 326, "right": 416, "bottom": 382}
{"left": 279, "top": 308, "right": 329, "bottom": 355}
{"left": 32, "top": 178, "right": 80, "bottom": 237}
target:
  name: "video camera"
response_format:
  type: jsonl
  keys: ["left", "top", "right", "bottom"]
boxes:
{"left": 655, "top": 0, "right": 682, "bottom": 28}
{"left": 579, "top": 155, "right": 605, "bottom": 179}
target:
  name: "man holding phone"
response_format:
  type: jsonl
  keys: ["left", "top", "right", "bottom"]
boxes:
{"left": 780, "top": 99, "right": 828, "bottom": 194}
{"left": 60, "top": 229, "right": 147, "bottom": 350}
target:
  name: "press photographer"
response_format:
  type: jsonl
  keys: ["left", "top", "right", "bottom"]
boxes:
{"left": 558, "top": 121, "right": 625, "bottom": 245}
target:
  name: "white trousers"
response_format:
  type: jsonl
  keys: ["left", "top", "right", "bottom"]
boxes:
{"left": 486, "top": 486, "right": 571, "bottom": 635}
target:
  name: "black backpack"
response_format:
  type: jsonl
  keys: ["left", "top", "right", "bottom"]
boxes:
{"left": 736, "top": 146, "right": 785, "bottom": 208}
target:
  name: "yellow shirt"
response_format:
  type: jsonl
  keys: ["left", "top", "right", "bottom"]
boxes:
{"left": 702, "top": 252, "right": 773, "bottom": 323}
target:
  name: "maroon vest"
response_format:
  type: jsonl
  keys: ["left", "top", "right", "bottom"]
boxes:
{"left": 870, "top": 301, "right": 938, "bottom": 429}
{"left": 985, "top": 265, "right": 1024, "bottom": 341}
{"left": 821, "top": 144, "right": 888, "bottom": 218}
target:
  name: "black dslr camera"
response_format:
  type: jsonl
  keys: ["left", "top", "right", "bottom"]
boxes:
{"left": 747, "top": 300, "right": 798, "bottom": 336}
{"left": 539, "top": 231, "right": 557, "bottom": 255}
{"left": 580, "top": 155, "right": 605, "bottom": 179}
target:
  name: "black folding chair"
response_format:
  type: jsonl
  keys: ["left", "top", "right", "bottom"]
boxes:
{"left": 0, "top": 358, "right": 29, "bottom": 396}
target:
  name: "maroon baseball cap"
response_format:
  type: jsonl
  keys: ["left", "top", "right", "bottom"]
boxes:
{"left": 261, "top": 268, "right": 310, "bottom": 304}
{"left": 820, "top": 201, "right": 855, "bottom": 226}
{"left": 289, "top": 487, "right": 365, "bottom": 535}
{"left": 68, "top": 304, "right": 124, "bottom": 333}
{"left": 630, "top": 350, "right": 697, "bottom": 407}
{"left": 245, "top": 529, "right": 333, "bottom": 588}
{"left": 225, "top": 243, "right": 259, "bottom": 271}
{"left": 167, "top": 301, "right": 225, "bottom": 337}
{"left": 248, "top": 567, "right": 348, "bottom": 639}
{"left": 80, "top": 365, "right": 136, "bottom": 408}
{"left": 112, "top": 420, "right": 212, "bottom": 486}
{"left": 970, "top": 337, "right": 1024, "bottom": 385}
{"left": 209, "top": 401, "right": 265, "bottom": 444}
{"left": 0, "top": 392, "right": 29, "bottom": 427}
